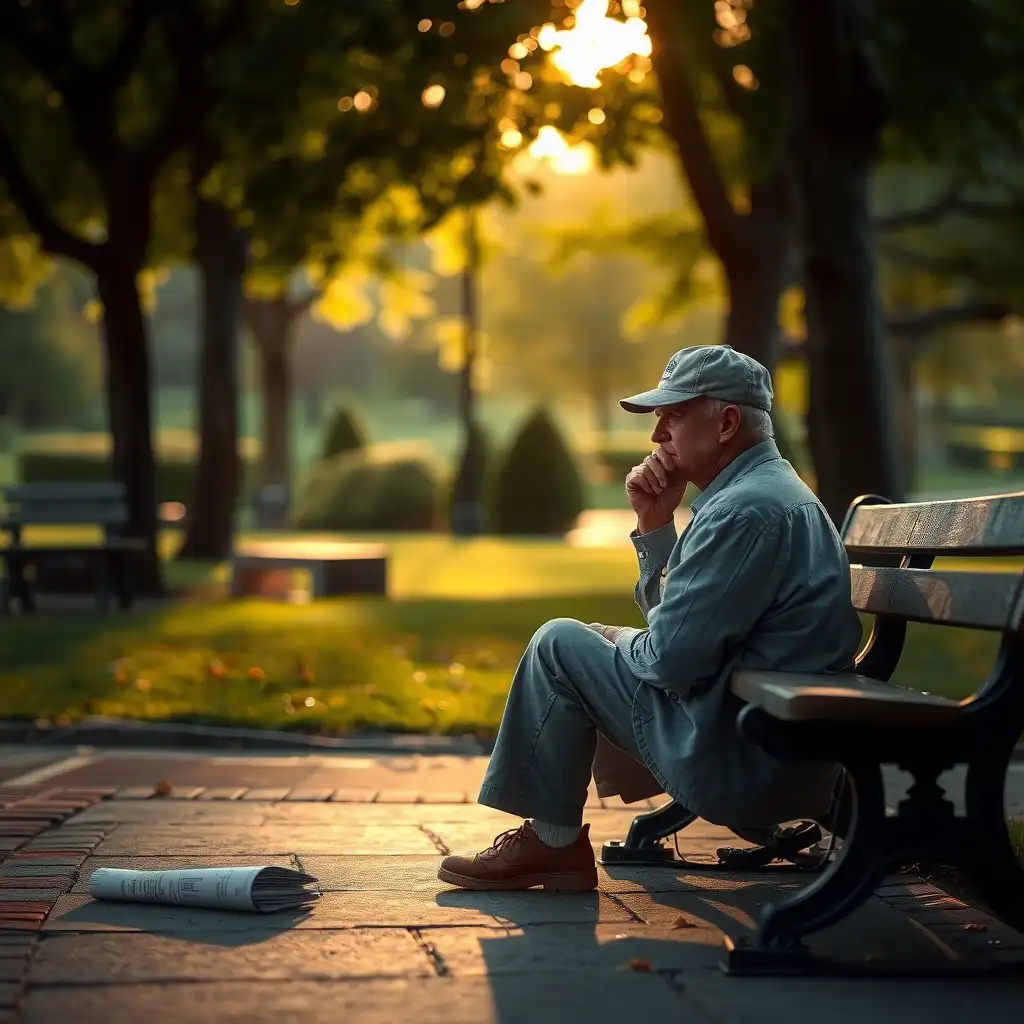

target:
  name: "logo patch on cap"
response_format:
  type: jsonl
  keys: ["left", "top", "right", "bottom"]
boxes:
{"left": 659, "top": 356, "right": 678, "bottom": 382}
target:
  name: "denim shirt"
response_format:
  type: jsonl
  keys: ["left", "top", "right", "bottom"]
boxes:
{"left": 613, "top": 439, "right": 863, "bottom": 826}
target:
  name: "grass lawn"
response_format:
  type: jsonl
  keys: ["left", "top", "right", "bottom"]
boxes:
{"left": 0, "top": 529, "right": 1013, "bottom": 737}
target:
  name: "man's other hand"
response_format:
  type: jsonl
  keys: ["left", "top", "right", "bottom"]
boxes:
{"left": 625, "top": 442, "right": 688, "bottom": 533}
{"left": 587, "top": 622, "right": 624, "bottom": 643}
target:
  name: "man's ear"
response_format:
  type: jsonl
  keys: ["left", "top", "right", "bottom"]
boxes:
{"left": 719, "top": 404, "right": 743, "bottom": 442}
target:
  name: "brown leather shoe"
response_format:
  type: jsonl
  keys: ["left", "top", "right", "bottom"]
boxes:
{"left": 437, "top": 822, "right": 597, "bottom": 892}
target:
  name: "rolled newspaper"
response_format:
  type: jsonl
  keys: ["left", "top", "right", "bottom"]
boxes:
{"left": 88, "top": 866, "right": 320, "bottom": 913}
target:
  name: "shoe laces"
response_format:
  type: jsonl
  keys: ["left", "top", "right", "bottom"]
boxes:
{"left": 486, "top": 824, "right": 531, "bottom": 855}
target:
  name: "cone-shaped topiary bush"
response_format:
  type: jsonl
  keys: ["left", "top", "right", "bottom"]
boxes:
{"left": 321, "top": 402, "right": 369, "bottom": 460}
{"left": 490, "top": 407, "right": 584, "bottom": 535}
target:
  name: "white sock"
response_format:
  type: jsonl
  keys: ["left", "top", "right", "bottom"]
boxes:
{"left": 530, "top": 819, "right": 582, "bottom": 848}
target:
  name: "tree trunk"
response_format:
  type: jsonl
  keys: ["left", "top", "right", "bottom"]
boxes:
{"left": 450, "top": 211, "right": 485, "bottom": 535}
{"left": 889, "top": 337, "right": 919, "bottom": 491}
{"left": 790, "top": 0, "right": 904, "bottom": 524}
{"left": 247, "top": 296, "right": 296, "bottom": 495}
{"left": 96, "top": 263, "right": 162, "bottom": 596}
{"left": 178, "top": 193, "right": 247, "bottom": 560}
{"left": 591, "top": 387, "right": 612, "bottom": 440}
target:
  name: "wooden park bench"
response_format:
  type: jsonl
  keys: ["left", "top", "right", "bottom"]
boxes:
{"left": 0, "top": 482, "right": 144, "bottom": 613}
{"left": 602, "top": 490, "right": 1024, "bottom": 974}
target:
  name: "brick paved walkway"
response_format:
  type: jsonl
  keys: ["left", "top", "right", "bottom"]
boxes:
{"left": 0, "top": 748, "right": 1022, "bottom": 1023}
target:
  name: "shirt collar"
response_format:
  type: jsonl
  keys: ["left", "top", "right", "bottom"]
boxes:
{"left": 689, "top": 439, "right": 782, "bottom": 514}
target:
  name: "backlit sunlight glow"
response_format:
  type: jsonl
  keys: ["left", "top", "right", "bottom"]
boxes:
{"left": 537, "top": 0, "right": 651, "bottom": 89}
{"left": 525, "top": 125, "right": 594, "bottom": 175}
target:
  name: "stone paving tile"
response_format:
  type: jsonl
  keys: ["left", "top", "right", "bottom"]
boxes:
{"left": 0, "top": 890, "right": 62, "bottom": 903}
{"left": 29, "top": 928, "right": 433, "bottom": 983}
{"left": 679, "top": 971, "right": 1024, "bottom": 1023}
{"left": 162, "top": 787, "right": 206, "bottom": 800}
{"left": 43, "top": 891, "right": 632, "bottom": 932}
{"left": 72, "top": 802, "right": 268, "bottom": 825}
{"left": 375, "top": 790, "right": 422, "bottom": 804}
{"left": 91, "top": 825, "right": 439, "bottom": 856}
{"left": 196, "top": 788, "right": 248, "bottom": 801}
{"left": 113, "top": 787, "right": 157, "bottom": 800}
{"left": 240, "top": 789, "right": 292, "bottom": 802}
{"left": 329, "top": 789, "right": 379, "bottom": 802}
{"left": 73, "top": 856, "right": 297, "bottom": 894}
{"left": 282, "top": 789, "right": 334, "bottom": 802}
{"left": 261, "top": 803, "right": 512, "bottom": 826}
{"left": 0, "top": 961, "right": 26, "bottom": 983}
{"left": 22, "top": 974, "right": 698, "bottom": 1024}
{"left": 421, "top": 922, "right": 721, "bottom": 976}
{"left": 301, "top": 856, "right": 451, "bottom": 893}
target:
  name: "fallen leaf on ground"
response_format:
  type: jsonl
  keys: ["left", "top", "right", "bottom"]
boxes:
{"left": 964, "top": 922, "right": 988, "bottom": 932}
{"left": 671, "top": 914, "right": 696, "bottom": 929}
{"left": 153, "top": 780, "right": 173, "bottom": 797}
{"left": 627, "top": 957, "right": 653, "bottom": 972}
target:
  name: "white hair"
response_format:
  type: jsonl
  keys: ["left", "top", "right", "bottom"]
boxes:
{"left": 705, "top": 397, "right": 774, "bottom": 441}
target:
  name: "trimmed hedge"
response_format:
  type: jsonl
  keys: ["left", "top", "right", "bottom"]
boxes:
{"left": 321, "top": 403, "right": 369, "bottom": 460}
{"left": 292, "top": 448, "right": 440, "bottom": 532}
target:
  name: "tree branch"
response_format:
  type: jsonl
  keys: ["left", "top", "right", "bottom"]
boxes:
{"left": 97, "top": 0, "right": 156, "bottom": 92}
{"left": 878, "top": 240, "right": 983, "bottom": 278}
{"left": 0, "top": 125, "right": 102, "bottom": 270}
{"left": 643, "top": 4, "right": 741, "bottom": 263}
{"left": 142, "top": 0, "right": 250, "bottom": 177}
{"left": 875, "top": 180, "right": 1024, "bottom": 232}
{"left": 886, "top": 301, "right": 1012, "bottom": 338}
{"left": 0, "top": 3, "right": 73, "bottom": 86}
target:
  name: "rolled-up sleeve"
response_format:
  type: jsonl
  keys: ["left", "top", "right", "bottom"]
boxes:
{"left": 616, "top": 507, "right": 783, "bottom": 692}
{"left": 631, "top": 521, "right": 677, "bottom": 620}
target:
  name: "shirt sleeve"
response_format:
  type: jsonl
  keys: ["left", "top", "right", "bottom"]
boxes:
{"left": 615, "top": 506, "right": 783, "bottom": 692}
{"left": 630, "top": 521, "right": 677, "bottom": 621}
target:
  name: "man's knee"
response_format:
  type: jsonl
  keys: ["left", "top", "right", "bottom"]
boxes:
{"left": 530, "top": 617, "right": 592, "bottom": 659}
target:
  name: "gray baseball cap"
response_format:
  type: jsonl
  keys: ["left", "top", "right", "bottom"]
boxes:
{"left": 619, "top": 344, "right": 773, "bottom": 414}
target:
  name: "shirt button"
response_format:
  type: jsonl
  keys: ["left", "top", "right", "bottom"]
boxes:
{"left": 669, "top": 693, "right": 681, "bottom": 704}
{"left": 638, "top": 552, "right": 647, "bottom": 560}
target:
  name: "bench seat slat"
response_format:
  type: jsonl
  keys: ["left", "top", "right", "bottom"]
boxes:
{"left": 731, "top": 670, "right": 962, "bottom": 726}
{"left": 2, "top": 504, "right": 128, "bottom": 526}
{"left": 843, "top": 492, "right": 1024, "bottom": 556}
{"left": 3, "top": 482, "right": 125, "bottom": 502}
{"left": 851, "top": 565, "right": 1024, "bottom": 632}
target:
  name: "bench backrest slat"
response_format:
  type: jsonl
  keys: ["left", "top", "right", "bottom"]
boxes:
{"left": 851, "top": 565, "right": 1024, "bottom": 632}
{"left": 843, "top": 492, "right": 1024, "bottom": 557}
{"left": 1, "top": 482, "right": 128, "bottom": 528}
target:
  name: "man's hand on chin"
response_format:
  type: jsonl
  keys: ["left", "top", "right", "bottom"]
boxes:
{"left": 587, "top": 622, "right": 625, "bottom": 643}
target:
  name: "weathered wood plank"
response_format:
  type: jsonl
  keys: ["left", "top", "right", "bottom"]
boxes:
{"left": 850, "top": 565, "right": 1024, "bottom": 632}
{"left": 731, "top": 670, "right": 962, "bottom": 725}
{"left": 843, "top": 492, "right": 1024, "bottom": 556}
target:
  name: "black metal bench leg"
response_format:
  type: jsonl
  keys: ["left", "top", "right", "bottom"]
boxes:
{"left": 600, "top": 799, "right": 698, "bottom": 865}
{"left": 723, "top": 762, "right": 890, "bottom": 973}
{"left": 964, "top": 749, "right": 1024, "bottom": 931}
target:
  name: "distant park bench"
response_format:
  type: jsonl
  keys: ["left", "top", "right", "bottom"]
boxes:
{"left": 229, "top": 539, "right": 387, "bottom": 600}
{"left": 0, "top": 481, "right": 144, "bottom": 613}
{"left": 604, "top": 489, "right": 1024, "bottom": 974}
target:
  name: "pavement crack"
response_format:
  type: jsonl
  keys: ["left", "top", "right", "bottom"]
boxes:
{"left": 418, "top": 824, "right": 450, "bottom": 855}
{"left": 409, "top": 927, "right": 451, "bottom": 977}
{"left": 605, "top": 892, "right": 645, "bottom": 923}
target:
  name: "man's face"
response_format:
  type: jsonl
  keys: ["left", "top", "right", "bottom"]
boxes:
{"left": 650, "top": 397, "right": 724, "bottom": 484}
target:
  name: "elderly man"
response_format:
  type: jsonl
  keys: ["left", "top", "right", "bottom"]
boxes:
{"left": 438, "top": 344, "right": 862, "bottom": 892}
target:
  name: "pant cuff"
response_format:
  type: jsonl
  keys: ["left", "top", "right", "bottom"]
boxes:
{"left": 477, "top": 784, "right": 585, "bottom": 827}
